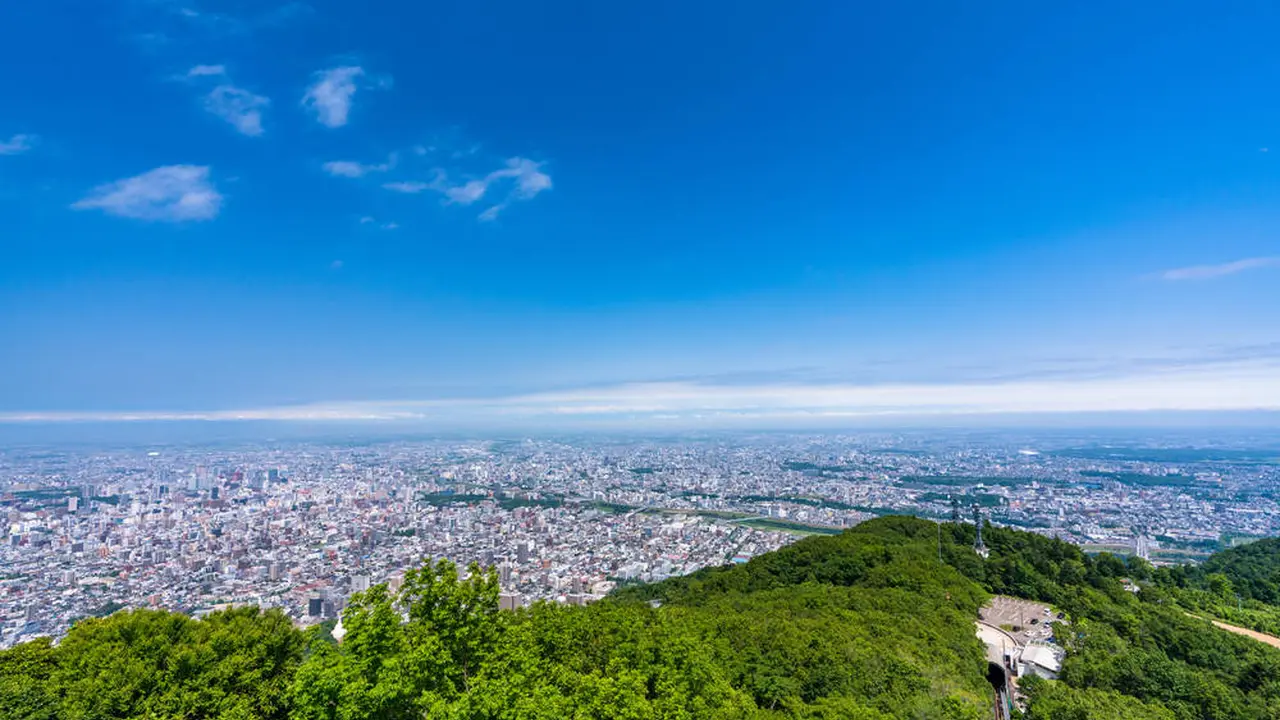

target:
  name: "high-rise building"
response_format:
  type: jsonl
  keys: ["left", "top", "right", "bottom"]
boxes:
{"left": 1135, "top": 534, "right": 1151, "bottom": 562}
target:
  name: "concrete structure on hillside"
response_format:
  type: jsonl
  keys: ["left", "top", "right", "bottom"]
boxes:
{"left": 1019, "top": 643, "right": 1063, "bottom": 680}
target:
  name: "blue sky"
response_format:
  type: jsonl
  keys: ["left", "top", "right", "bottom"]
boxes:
{"left": 2, "top": 1, "right": 1279, "bottom": 426}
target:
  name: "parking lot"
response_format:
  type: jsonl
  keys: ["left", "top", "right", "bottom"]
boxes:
{"left": 979, "top": 595, "right": 1059, "bottom": 645}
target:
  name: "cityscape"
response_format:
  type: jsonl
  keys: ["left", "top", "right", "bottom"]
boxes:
{"left": 5, "top": 431, "right": 1278, "bottom": 648}
{"left": 6, "top": 0, "right": 1280, "bottom": 716}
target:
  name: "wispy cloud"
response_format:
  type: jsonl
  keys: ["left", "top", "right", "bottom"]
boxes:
{"left": 302, "top": 66, "right": 367, "bottom": 128}
{"left": 7, "top": 358, "right": 1279, "bottom": 424}
{"left": 130, "top": 31, "right": 172, "bottom": 51}
{"left": 204, "top": 84, "right": 269, "bottom": 136}
{"left": 1161, "top": 257, "right": 1280, "bottom": 281}
{"left": 183, "top": 65, "right": 269, "bottom": 136}
{"left": 153, "top": 1, "right": 311, "bottom": 36}
{"left": 322, "top": 153, "right": 396, "bottom": 178}
{"left": 448, "top": 158, "right": 551, "bottom": 205}
{"left": 383, "top": 180, "right": 434, "bottom": 194}
{"left": 357, "top": 216, "right": 399, "bottom": 230}
{"left": 325, "top": 161, "right": 370, "bottom": 178}
{"left": 72, "top": 165, "right": 223, "bottom": 222}
{"left": 443, "top": 179, "right": 487, "bottom": 204}
{"left": 187, "top": 64, "right": 225, "bottom": 77}
{"left": 384, "top": 157, "right": 551, "bottom": 220}
{"left": 473, "top": 157, "right": 552, "bottom": 220}
{"left": 0, "top": 133, "right": 38, "bottom": 155}
{"left": 501, "top": 157, "right": 553, "bottom": 199}
{"left": 171, "top": 4, "right": 247, "bottom": 34}
{"left": 256, "top": 2, "right": 312, "bottom": 27}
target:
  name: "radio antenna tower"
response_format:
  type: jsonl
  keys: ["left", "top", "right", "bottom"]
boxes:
{"left": 972, "top": 503, "right": 989, "bottom": 558}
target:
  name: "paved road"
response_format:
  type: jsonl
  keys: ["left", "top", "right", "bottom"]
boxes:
{"left": 975, "top": 621, "right": 1020, "bottom": 664}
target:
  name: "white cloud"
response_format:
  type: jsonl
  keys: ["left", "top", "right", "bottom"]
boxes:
{"left": 394, "top": 157, "right": 550, "bottom": 219}
{"left": 187, "top": 64, "right": 226, "bottom": 77}
{"left": 454, "top": 157, "right": 551, "bottom": 204}
{"left": 0, "top": 134, "right": 38, "bottom": 155}
{"left": 324, "top": 161, "right": 367, "bottom": 178}
{"left": 302, "top": 66, "right": 366, "bottom": 128}
{"left": 322, "top": 153, "right": 395, "bottom": 178}
{"left": 183, "top": 66, "right": 269, "bottom": 136}
{"left": 495, "top": 157, "right": 552, "bottom": 199}
{"left": 203, "top": 84, "right": 269, "bottom": 136}
{"left": 1161, "top": 257, "right": 1280, "bottom": 281}
{"left": 72, "top": 165, "right": 222, "bottom": 222}
{"left": 444, "top": 179, "right": 488, "bottom": 205}
{"left": 171, "top": 4, "right": 246, "bottom": 34}
{"left": 383, "top": 180, "right": 433, "bottom": 194}
{"left": 357, "top": 216, "right": 398, "bottom": 230}
{"left": 153, "top": 1, "right": 312, "bottom": 37}
{"left": 8, "top": 358, "right": 1280, "bottom": 424}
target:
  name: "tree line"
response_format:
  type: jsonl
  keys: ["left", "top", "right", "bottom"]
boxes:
{"left": 2, "top": 516, "right": 1279, "bottom": 719}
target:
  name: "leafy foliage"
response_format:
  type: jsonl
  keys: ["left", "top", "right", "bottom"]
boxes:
{"left": 1191, "top": 538, "right": 1280, "bottom": 605}
{"left": 0, "top": 606, "right": 301, "bottom": 720}
{"left": 939, "top": 520, "right": 1280, "bottom": 720}
{"left": 3, "top": 516, "right": 1279, "bottom": 720}
{"left": 1019, "top": 675, "right": 1178, "bottom": 720}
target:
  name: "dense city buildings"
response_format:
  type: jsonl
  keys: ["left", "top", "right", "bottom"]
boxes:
{"left": 3, "top": 432, "right": 1278, "bottom": 647}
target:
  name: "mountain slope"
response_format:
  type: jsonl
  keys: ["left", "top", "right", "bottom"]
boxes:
{"left": 2, "top": 516, "right": 1279, "bottom": 719}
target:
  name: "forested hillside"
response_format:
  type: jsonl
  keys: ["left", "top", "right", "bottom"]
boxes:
{"left": 1152, "top": 537, "right": 1280, "bottom": 636}
{"left": 953, "top": 521, "right": 1280, "bottom": 720}
{"left": 2, "top": 517, "right": 1279, "bottom": 720}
